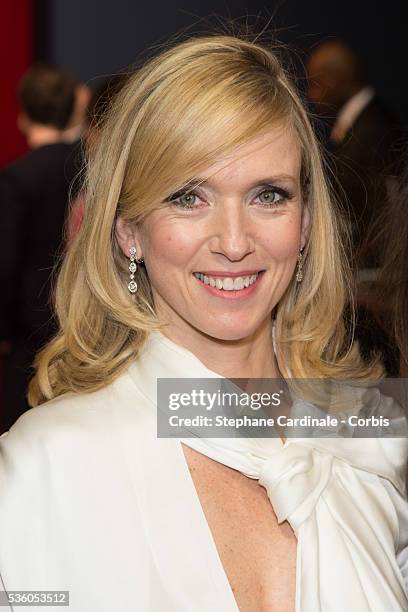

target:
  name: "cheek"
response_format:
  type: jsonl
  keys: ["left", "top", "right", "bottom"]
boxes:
{"left": 143, "top": 219, "right": 201, "bottom": 268}
{"left": 261, "top": 216, "right": 301, "bottom": 261}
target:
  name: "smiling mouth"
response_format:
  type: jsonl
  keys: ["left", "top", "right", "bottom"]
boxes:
{"left": 193, "top": 271, "right": 265, "bottom": 291}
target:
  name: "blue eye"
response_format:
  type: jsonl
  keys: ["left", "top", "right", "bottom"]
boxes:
{"left": 165, "top": 189, "right": 201, "bottom": 210}
{"left": 164, "top": 184, "right": 293, "bottom": 210}
{"left": 176, "top": 193, "right": 198, "bottom": 208}
{"left": 255, "top": 187, "right": 292, "bottom": 206}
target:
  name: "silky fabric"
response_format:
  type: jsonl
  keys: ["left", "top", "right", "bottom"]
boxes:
{"left": 0, "top": 329, "right": 408, "bottom": 611}
{"left": 143, "top": 331, "right": 408, "bottom": 611}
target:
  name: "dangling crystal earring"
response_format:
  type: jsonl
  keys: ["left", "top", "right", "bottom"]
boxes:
{"left": 128, "top": 246, "right": 143, "bottom": 293}
{"left": 296, "top": 249, "right": 304, "bottom": 283}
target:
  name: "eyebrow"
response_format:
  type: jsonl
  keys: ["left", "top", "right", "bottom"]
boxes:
{"left": 166, "top": 174, "right": 299, "bottom": 198}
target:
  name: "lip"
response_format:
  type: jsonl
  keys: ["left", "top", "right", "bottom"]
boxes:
{"left": 193, "top": 270, "right": 264, "bottom": 278}
{"left": 193, "top": 270, "right": 265, "bottom": 300}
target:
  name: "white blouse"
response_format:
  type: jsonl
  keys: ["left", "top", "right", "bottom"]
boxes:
{"left": 1, "top": 330, "right": 408, "bottom": 611}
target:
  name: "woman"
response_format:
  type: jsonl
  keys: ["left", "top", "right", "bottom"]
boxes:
{"left": 0, "top": 35, "right": 407, "bottom": 612}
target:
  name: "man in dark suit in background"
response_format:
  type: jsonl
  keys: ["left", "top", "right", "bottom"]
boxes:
{"left": 306, "top": 40, "right": 402, "bottom": 375}
{"left": 0, "top": 64, "right": 83, "bottom": 430}
{"left": 306, "top": 39, "right": 401, "bottom": 268}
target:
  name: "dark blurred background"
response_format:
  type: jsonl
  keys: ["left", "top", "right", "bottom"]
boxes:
{"left": 2, "top": 0, "right": 407, "bottom": 167}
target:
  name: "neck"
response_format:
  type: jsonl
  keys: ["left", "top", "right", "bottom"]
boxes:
{"left": 26, "top": 125, "right": 63, "bottom": 149}
{"left": 159, "top": 315, "right": 280, "bottom": 380}
{"left": 62, "top": 123, "right": 84, "bottom": 143}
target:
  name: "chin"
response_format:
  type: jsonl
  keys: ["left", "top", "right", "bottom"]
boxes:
{"left": 196, "top": 319, "right": 264, "bottom": 343}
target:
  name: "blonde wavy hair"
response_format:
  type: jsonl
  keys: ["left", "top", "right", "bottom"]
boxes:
{"left": 28, "top": 34, "right": 382, "bottom": 407}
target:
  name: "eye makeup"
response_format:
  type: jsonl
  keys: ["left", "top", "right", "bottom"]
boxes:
{"left": 164, "top": 183, "right": 295, "bottom": 211}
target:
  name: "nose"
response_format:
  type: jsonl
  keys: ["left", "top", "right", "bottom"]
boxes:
{"left": 208, "top": 202, "right": 254, "bottom": 262}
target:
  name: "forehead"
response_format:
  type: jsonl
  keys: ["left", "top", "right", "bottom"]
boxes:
{"left": 196, "top": 126, "right": 302, "bottom": 189}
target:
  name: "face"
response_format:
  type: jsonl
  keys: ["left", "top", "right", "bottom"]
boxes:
{"left": 306, "top": 57, "right": 332, "bottom": 110}
{"left": 306, "top": 53, "right": 345, "bottom": 113}
{"left": 116, "top": 127, "right": 310, "bottom": 344}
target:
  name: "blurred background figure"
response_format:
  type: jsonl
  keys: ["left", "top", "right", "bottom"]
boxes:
{"left": 306, "top": 39, "right": 402, "bottom": 269}
{"left": 62, "top": 82, "right": 92, "bottom": 144}
{"left": 0, "top": 63, "right": 84, "bottom": 430}
{"left": 66, "top": 74, "right": 127, "bottom": 246}
{"left": 370, "top": 150, "right": 408, "bottom": 377}
{"left": 306, "top": 39, "right": 404, "bottom": 376}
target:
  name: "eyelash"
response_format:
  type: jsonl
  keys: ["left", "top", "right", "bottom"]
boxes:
{"left": 166, "top": 186, "right": 294, "bottom": 211}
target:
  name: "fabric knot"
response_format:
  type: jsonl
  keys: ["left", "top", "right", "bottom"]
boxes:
{"left": 258, "top": 442, "right": 333, "bottom": 531}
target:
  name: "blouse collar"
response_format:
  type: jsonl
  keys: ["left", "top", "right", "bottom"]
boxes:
{"left": 125, "top": 328, "right": 408, "bottom": 497}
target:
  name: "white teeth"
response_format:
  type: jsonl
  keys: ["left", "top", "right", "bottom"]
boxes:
{"left": 222, "top": 278, "right": 234, "bottom": 290}
{"left": 194, "top": 272, "right": 260, "bottom": 290}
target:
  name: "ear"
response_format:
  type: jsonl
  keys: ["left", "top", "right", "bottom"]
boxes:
{"left": 115, "top": 215, "right": 143, "bottom": 260}
{"left": 300, "top": 205, "right": 311, "bottom": 250}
